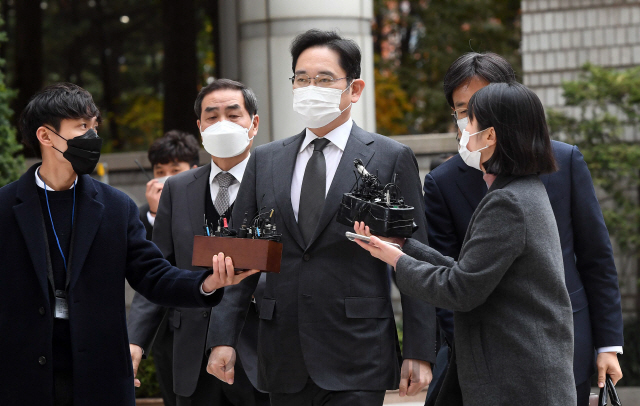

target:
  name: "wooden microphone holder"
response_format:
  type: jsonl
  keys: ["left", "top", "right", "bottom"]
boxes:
{"left": 192, "top": 235, "right": 283, "bottom": 273}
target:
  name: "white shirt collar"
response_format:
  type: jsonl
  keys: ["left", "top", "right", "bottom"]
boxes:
{"left": 300, "top": 118, "right": 353, "bottom": 153}
{"left": 35, "top": 166, "right": 77, "bottom": 191}
{"left": 209, "top": 154, "right": 251, "bottom": 185}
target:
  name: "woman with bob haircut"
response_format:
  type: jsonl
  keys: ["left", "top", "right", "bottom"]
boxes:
{"left": 353, "top": 82, "right": 576, "bottom": 405}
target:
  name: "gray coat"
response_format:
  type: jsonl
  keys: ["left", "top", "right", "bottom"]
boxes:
{"left": 396, "top": 175, "right": 576, "bottom": 406}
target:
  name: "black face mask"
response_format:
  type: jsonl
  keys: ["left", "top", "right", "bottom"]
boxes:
{"left": 47, "top": 126, "right": 103, "bottom": 175}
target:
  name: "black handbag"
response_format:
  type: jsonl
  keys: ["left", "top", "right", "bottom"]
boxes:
{"left": 598, "top": 374, "right": 621, "bottom": 406}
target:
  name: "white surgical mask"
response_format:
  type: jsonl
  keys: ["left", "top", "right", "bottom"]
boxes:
{"left": 459, "top": 128, "right": 490, "bottom": 171}
{"left": 201, "top": 119, "right": 255, "bottom": 158}
{"left": 292, "top": 84, "right": 352, "bottom": 129}
{"left": 456, "top": 117, "right": 468, "bottom": 133}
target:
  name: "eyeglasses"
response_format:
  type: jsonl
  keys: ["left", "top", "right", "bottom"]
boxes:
{"left": 451, "top": 107, "right": 468, "bottom": 127}
{"left": 290, "top": 74, "right": 349, "bottom": 88}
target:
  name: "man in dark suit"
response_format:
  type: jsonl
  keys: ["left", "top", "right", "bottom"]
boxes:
{"left": 0, "top": 83, "right": 255, "bottom": 405}
{"left": 128, "top": 79, "right": 269, "bottom": 406}
{"left": 423, "top": 52, "right": 624, "bottom": 406}
{"left": 206, "top": 29, "right": 436, "bottom": 406}
{"left": 134, "top": 130, "right": 200, "bottom": 406}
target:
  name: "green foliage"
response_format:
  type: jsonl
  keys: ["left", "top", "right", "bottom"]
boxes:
{"left": 547, "top": 64, "right": 640, "bottom": 257}
{"left": 0, "top": 16, "right": 24, "bottom": 187}
{"left": 135, "top": 353, "right": 161, "bottom": 398}
{"left": 373, "top": 0, "right": 521, "bottom": 135}
{"left": 619, "top": 319, "right": 640, "bottom": 386}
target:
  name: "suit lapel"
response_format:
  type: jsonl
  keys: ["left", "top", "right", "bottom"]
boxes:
{"left": 69, "top": 176, "right": 104, "bottom": 289}
{"left": 454, "top": 157, "right": 487, "bottom": 211}
{"left": 306, "top": 123, "right": 375, "bottom": 249}
{"left": 273, "top": 132, "right": 306, "bottom": 250}
{"left": 187, "top": 164, "right": 211, "bottom": 238}
{"left": 13, "top": 165, "right": 50, "bottom": 300}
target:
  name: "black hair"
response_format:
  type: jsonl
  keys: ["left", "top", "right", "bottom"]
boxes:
{"left": 467, "top": 82, "right": 557, "bottom": 176}
{"left": 148, "top": 130, "right": 200, "bottom": 168}
{"left": 443, "top": 52, "right": 517, "bottom": 108}
{"left": 290, "top": 29, "right": 361, "bottom": 80}
{"left": 194, "top": 79, "right": 258, "bottom": 119}
{"left": 19, "top": 82, "right": 102, "bottom": 158}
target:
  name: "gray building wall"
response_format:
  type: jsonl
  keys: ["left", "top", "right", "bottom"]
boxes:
{"left": 522, "top": 0, "right": 640, "bottom": 318}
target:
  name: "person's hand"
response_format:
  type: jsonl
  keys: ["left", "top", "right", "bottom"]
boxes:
{"left": 202, "top": 253, "right": 260, "bottom": 293}
{"left": 352, "top": 223, "right": 405, "bottom": 268}
{"left": 400, "top": 359, "right": 432, "bottom": 397}
{"left": 597, "top": 352, "right": 622, "bottom": 388}
{"left": 354, "top": 221, "right": 405, "bottom": 247}
{"left": 130, "top": 344, "right": 143, "bottom": 388}
{"left": 207, "top": 346, "right": 237, "bottom": 384}
{"left": 145, "top": 179, "right": 164, "bottom": 215}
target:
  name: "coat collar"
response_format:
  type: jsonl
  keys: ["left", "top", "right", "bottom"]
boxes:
{"left": 452, "top": 154, "right": 487, "bottom": 210}
{"left": 487, "top": 174, "right": 520, "bottom": 193}
{"left": 13, "top": 163, "right": 105, "bottom": 295}
{"left": 186, "top": 164, "right": 212, "bottom": 239}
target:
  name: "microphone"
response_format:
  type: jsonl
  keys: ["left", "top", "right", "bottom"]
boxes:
{"left": 354, "top": 159, "right": 370, "bottom": 177}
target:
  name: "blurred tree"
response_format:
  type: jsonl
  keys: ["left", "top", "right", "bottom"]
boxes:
{"left": 0, "top": 14, "right": 24, "bottom": 187}
{"left": 162, "top": 0, "right": 198, "bottom": 135}
{"left": 12, "top": 0, "right": 42, "bottom": 154}
{"left": 373, "top": 0, "right": 521, "bottom": 135}
{"left": 547, "top": 63, "right": 640, "bottom": 313}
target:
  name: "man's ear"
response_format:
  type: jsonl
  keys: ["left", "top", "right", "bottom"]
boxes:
{"left": 349, "top": 79, "right": 366, "bottom": 103}
{"left": 250, "top": 114, "right": 259, "bottom": 137}
{"left": 36, "top": 126, "right": 54, "bottom": 148}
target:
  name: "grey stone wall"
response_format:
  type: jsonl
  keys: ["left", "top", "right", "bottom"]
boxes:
{"left": 522, "top": 0, "right": 640, "bottom": 109}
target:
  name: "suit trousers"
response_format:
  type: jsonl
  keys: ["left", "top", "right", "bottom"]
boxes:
{"left": 153, "top": 314, "right": 176, "bottom": 406}
{"left": 173, "top": 348, "right": 269, "bottom": 406}
{"left": 269, "top": 378, "right": 386, "bottom": 406}
{"left": 54, "top": 370, "right": 73, "bottom": 406}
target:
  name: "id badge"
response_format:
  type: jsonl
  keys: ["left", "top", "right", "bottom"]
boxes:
{"left": 54, "top": 290, "right": 69, "bottom": 320}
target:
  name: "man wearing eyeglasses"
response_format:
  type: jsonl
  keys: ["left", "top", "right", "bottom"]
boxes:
{"left": 205, "top": 29, "right": 437, "bottom": 406}
{"left": 422, "top": 52, "right": 623, "bottom": 406}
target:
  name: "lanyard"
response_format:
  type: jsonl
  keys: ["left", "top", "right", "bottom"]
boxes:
{"left": 39, "top": 169, "right": 76, "bottom": 276}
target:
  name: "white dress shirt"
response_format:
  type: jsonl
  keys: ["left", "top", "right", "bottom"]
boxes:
{"left": 209, "top": 154, "right": 250, "bottom": 209}
{"left": 146, "top": 156, "right": 250, "bottom": 228}
{"left": 291, "top": 119, "right": 353, "bottom": 221}
{"left": 35, "top": 166, "right": 77, "bottom": 191}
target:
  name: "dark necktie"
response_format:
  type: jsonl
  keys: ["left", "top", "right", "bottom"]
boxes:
{"left": 298, "top": 138, "right": 331, "bottom": 245}
{"left": 214, "top": 172, "right": 235, "bottom": 216}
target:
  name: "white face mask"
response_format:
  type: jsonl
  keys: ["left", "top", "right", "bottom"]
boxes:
{"left": 459, "top": 128, "right": 490, "bottom": 171}
{"left": 292, "top": 84, "right": 352, "bottom": 129}
{"left": 200, "top": 119, "right": 255, "bottom": 158}
{"left": 456, "top": 117, "right": 468, "bottom": 133}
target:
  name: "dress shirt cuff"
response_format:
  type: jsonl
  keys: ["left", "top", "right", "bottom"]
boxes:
{"left": 200, "top": 283, "right": 216, "bottom": 296}
{"left": 146, "top": 211, "right": 156, "bottom": 227}
{"left": 598, "top": 346, "right": 623, "bottom": 355}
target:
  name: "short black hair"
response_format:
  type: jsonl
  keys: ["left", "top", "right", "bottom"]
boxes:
{"left": 468, "top": 82, "right": 557, "bottom": 176}
{"left": 443, "top": 52, "right": 517, "bottom": 108}
{"left": 194, "top": 79, "right": 258, "bottom": 119}
{"left": 19, "top": 82, "right": 102, "bottom": 158}
{"left": 148, "top": 130, "right": 200, "bottom": 167}
{"left": 290, "top": 29, "right": 361, "bottom": 80}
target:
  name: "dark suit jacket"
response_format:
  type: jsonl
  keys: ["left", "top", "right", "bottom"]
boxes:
{"left": 398, "top": 175, "right": 576, "bottom": 406}
{"left": 139, "top": 202, "right": 153, "bottom": 241}
{"left": 0, "top": 163, "right": 223, "bottom": 406}
{"left": 206, "top": 123, "right": 437, "bottom": 393}
{"left": 127, "top": 164, "right": 263, "bottom": 396}
{"left": 423, "top": 141, "right": 624, "bottom": 385}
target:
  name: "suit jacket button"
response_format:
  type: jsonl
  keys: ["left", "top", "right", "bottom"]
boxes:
{"left": 39, "top": 307, "right": 45, "bottom": 316}
{"left": 303, "top": 254, "right": 311, "bottom": 262}
{"left": 38, "top": 356, "right": 46, "bottom": 365}
{"left": 202, "top": 311, "right": 209, "bottom": 318}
